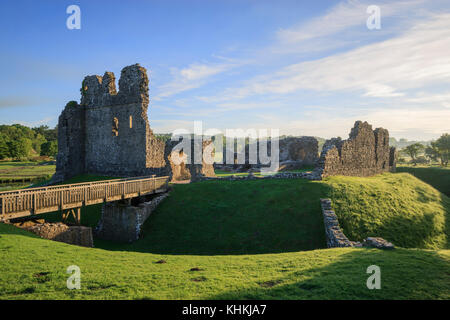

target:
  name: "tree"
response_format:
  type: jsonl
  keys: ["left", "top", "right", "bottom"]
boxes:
{"left": 40, "top": 141, "right": 58, "bottom": 157}
{"left": 435, "top": 133, "right": 449, "bottom": 166}
{"left": 425, "top": 142, "right": 440, "bottom": 162}
{"left": 402, "top": 143, "right": 424, "bottom": 165}
{"left": 0, "top": 133, "right": 9, "bottom": 160}
{"left": 32, "top": 133, "right": 47, "bottom": 155}
{"left": 8, "top": 137, "right": 32, "bottom": 160}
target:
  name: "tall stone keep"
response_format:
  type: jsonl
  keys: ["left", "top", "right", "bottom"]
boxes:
{"left": 315, "top": 121, "right": 396, "bottom": 178}
{"left": 54, "top": 64, "right": 214, "bottom": 182}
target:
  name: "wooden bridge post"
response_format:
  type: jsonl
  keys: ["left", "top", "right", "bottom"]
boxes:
{"left": 33, "top": 193, "right": 36, "bottom": 214}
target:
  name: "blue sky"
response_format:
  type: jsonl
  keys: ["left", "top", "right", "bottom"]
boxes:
{"left": 0, "top": 0, "right": 449, "bottom": 140}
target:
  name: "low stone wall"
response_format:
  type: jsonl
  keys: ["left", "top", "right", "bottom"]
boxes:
{"left": 15, "top": 221, "right": 94, "bottom": 247}
{"left": 95, "top": 192, "right": 170, "bottom": 243}
{"left": 320, "top": 199, "right": 358, "bottom": 248}
{"left": 195, "top": 171, "right": 322, "bottom": 182}
{"left": 320, "top": 199, "right": 395, "bottom": 249}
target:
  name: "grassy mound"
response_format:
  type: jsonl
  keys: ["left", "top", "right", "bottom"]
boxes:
{"left": 0, "top": 223, "right": 449, "bottom": 300}
{"left": 326, "top": 173, "right": 450, "bottom": 249}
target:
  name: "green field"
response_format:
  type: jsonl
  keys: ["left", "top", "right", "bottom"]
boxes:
{"left": 1, "top": 168, "right": 449, "bottom": 299}
{"left": 0, "top": 161, "right": 56, "bottom": 191}
{"left": 0, "top": 223, "right": 448, "bottom": 300}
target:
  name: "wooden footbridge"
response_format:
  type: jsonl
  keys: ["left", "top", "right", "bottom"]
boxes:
{"left": 0, "top": 176, "right": 169, "bottom": 222}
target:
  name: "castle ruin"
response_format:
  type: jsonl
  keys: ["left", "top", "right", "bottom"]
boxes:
{"left": 54, "top": 64, "right": 215, "bottom": 182}
{"left": 314, "top": 121, "right": 397, "bottom": 178}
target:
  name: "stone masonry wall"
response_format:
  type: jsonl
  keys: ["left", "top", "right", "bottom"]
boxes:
{"left": 218, "top": 136, "right": 319, "bottom": 172}
{"left": 95, "top": 192, "right": 170, "bottom": 243}
{"left": 314, "top": 121, "right": 396, "bottom": 178}
{"left": 54, "top": 64, "right": 214, "bottom": 182}
{"left": 320, "top": 199, "right": 355, "bottom": 247}
{"left": 279, "top": 136, "right": 319, "bottom": 165}
{"left": 54, "top": 102, "right": 86, "bottom": 182}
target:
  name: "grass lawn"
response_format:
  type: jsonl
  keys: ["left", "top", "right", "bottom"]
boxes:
{"left": 0, "top": 161, "right": 56, "bottom": 191}
{"left": 1, "top": 170, "right": 449, "bottom": 299}
{"left": 0, "top": 223, "right": 448, "bottom": 300}
{"left": 96, "top": 178, "right": 328, "bottom": 255}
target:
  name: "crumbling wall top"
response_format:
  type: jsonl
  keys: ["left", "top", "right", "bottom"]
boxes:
{"left": 80, "top": 63, "right": 149, "bottom": 107}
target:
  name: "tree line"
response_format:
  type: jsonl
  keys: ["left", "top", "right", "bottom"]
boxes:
{"left": 0, "top": 124, "right": 58, "bottom": 160}
{"left": 401, "top": 133, "right": 449, "bottom": 166}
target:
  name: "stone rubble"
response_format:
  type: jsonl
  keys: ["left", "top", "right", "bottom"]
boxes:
{"left": 363, "top": 237, "right": 395, "bottom": 250}
{"left": 15, "top": 221, "right": 93, "bottom": 247}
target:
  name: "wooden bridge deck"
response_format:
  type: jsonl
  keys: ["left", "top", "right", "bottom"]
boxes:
{"left": 0, "top": 176, "right": 169, "bottom": 221}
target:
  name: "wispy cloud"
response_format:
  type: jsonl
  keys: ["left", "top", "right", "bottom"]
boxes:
{"left": 276, "top": 0, "right": 425, "bottom": 44}
{"left": 154, "top": 61, "right": 241, "bottom": 100}
{"left": 207, "top": 13, "right": 450, "bottom": 100}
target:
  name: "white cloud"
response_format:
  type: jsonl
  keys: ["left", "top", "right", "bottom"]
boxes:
{"left": 215, "top": 13, "right": 450, "bottom": 100}
{"left": 233, "top": 107, "right": 450, "bottom": 140}
{"left": 150, "top": 0, "right": 450, "bottom": 140}
{"left": 276, "top": 0, "right": 425, "bottom": 44}
{"left": 154, "top": 61, "right": 239, "bottom": 100}
{"left": 407, "top": 93, "right": 450, "bottom": 109}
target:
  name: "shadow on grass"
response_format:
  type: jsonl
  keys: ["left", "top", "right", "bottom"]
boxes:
{"left": 445, "top": 193, "right": 450, "bottom": 249}
{"left": 397, "top": 166, "right": 450, "bottom": 197}
{"left": 94, "top": 178, "right": 330, "bottom": 255}
{"left": 208, "top": 248, "right": 450, "bottom": 300}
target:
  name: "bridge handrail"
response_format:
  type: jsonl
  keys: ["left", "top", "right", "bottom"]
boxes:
{"left": 0, "top": 175, "right": 170, "bottom": 219}
{"left": 0, "top": 175, "right": 168, "bottom": 197}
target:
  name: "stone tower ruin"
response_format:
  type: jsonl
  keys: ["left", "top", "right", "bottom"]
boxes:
{"left": 54, "top": 64, "right": 215, "bottom": 182}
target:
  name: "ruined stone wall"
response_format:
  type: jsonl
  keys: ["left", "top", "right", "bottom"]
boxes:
{"left": 82, "top": 64, "right": 163, "bottom": 177}
{"left": 315, "top": 121, "right": 396, "bottom": 178}
{"left": 218, "top": 136, "right": 318, "bottom": 172}
{"left": 54, "top": 101, "right": 86, "bottom": 182}
{"left": 54, "top": 64, "right": 214, "bottom": 182}
{"left": 164, "top": 139, "right": 215, "bottom": 181}
{"left": 279, "top": 136, "right": 318, "bottom": 165}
